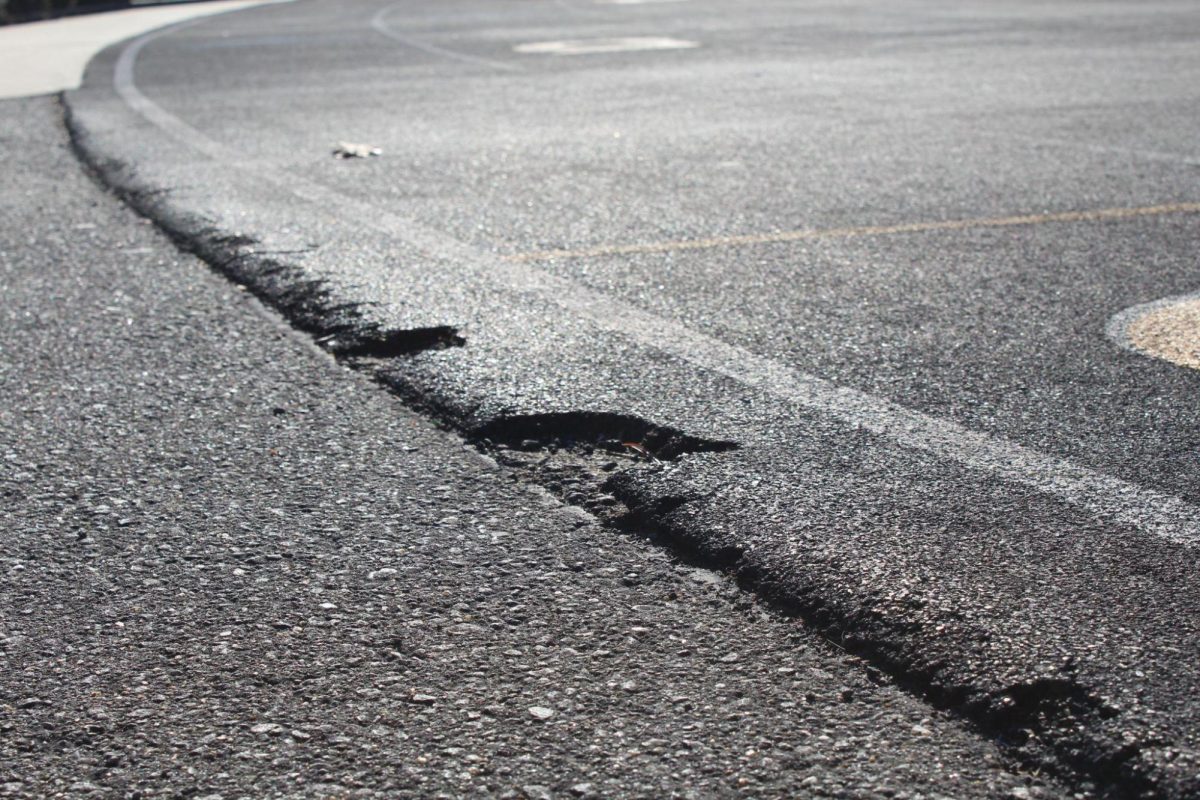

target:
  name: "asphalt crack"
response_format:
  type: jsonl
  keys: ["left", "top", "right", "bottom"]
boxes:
{"left": 326, "top": 326, "right": 466, "bottom": 358}
{"left": 64, "top": 95, "right": 1133, "bottom": 799}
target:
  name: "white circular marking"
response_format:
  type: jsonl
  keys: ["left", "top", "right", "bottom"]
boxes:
{"left": 513, "top": 37, "right": 699, "bottom": 56}
{"left": 1107, "top": 290, "right": 1200, "bottom": 370}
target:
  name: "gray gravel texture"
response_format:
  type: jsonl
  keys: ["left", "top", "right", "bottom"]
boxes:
{"left": 0, "top": 96, "right": 1065, "bottom": 799}
{"left": 60, "top": 0, "right": 1200, "bottom": 796}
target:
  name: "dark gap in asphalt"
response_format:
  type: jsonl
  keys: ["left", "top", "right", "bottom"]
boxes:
{"left": 605, "top": 467, "right": 1144, "bottom": 799}
{"left": 65, "top": 116, "right": 464, "bottom": 364}
{"left": 471, "top": 419, "right": 1137, "bottom": 794}
{"left": 465, "top": 412, "right": 738, "bottom": 520}
{"left": 325, "top": 325, "right": 466, "bottom": 358}
{"left": 63, "top": 97, "right": 1134, "bottom": 800}
{"left": 473, "top": 411, "right": 738, "bottom": 461}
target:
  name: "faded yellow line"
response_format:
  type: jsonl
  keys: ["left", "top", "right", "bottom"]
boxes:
{"left": 503, "top": 201, "right": 1200, "bottom": 263}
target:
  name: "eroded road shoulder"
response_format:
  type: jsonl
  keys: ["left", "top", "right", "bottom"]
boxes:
{"left": 0, "top": 95, "right": 1061, "bottom": 799}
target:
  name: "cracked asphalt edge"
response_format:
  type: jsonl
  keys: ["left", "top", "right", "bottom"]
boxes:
{"left": 0, "top": 92, "right": 1069, "bottom": 799}
{"left": 59, "top": 85, "right": 1152, "bottom": 799}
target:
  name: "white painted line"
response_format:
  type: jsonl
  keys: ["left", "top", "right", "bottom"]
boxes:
{"left": 107, "top": 21, "right": 1200, "bottom": 546}
{"left": 513, "top": 37, "right": 699, "bottom": 56}
{"left": 555, "top": 0, "right": 690, "bottom": 13}
{"left": 0, "top": 0, "right": 286, "bottom": 100}
{"left": 369, "top": 5, "right": 520, "bottom": 72}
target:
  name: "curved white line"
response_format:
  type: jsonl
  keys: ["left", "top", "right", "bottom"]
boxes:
{"left": 108, "top": 18, "right": 1200, "bottom": 547}
{"left": 369, "top": 5, "right": 520, "bottom": 72}
{"left": 514, "top": 37, "right": 699, "bottom": 55}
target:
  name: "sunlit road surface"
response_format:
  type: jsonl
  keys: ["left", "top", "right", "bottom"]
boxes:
{"left": 61, "top": 1, "right": 1200, "bottom": 796}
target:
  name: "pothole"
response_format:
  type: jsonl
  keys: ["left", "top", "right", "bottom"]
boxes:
{"left": 326, "top": 326, "right": 465, "bottom": 359}
{"left": 472, "top": 412, "right": 736, "bottom": 519}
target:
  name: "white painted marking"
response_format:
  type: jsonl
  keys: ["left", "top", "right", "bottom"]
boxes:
{"left": 369, "top": 6, "right": 520, "bottom": 72}
{"left": 0, "top": 0, "right": 286, "bottom": 100}
{"left": 106, "top": 22, "right": 1200, "bottom": 546}
{"left": 555, "top": 0, "right": 689, "bottom": 12}
{"left": 1107, "top": 291, "right": 1200, "bottom": 367}
{"left": 513, "top": 37, "right": 699, "bottom": 56}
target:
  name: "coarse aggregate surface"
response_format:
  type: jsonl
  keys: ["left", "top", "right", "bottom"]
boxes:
{"left": 60, "top": 1, "right": 1200, "bottom": 796}
{"left": 0, "top": 95, "right": 1062, "bottom": 799}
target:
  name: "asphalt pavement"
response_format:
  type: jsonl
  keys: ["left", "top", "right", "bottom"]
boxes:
{"left": 0, "top": 93, "right": 1070, "bottom": 799}
{"left": 19, "top": 0, "right": 1200, "bottom": 796}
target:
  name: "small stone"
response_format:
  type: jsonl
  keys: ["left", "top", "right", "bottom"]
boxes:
{"left": 570, "top": 783, "right": 596, "bottom": 798}
{"left": 368, "top": 568, "right": 398, "bottom": 580}
{"left": 1010, "top": 788, "right": 1032, "bottom": 800}
{"left": 522, "top": 786, "right": 552, "bottom": 800}
{"left": 410, "top": 694, "right": 437, "bottom": 705}
{"left": 290, "top": 730, "right": 311, "bottom": 741}
{"left": 528, "top": 706, "right": 555, "bottom": 721}
{"left": 689, "top": 569, "right": 723, "bottom": 585}
{"left": 719, "top": 652, "right": 740, "bottom": 663}
{"left": 251, "top": 722, "right": 284, "bottom": 735}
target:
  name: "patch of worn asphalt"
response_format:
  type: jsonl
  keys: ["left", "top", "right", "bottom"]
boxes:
{"left": 0, "top": 95, "right": 1069, "bottom": 799}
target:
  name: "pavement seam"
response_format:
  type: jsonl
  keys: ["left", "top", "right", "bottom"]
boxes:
{"left": 64, "top": 97, "right": 1143, "bottom": 800}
